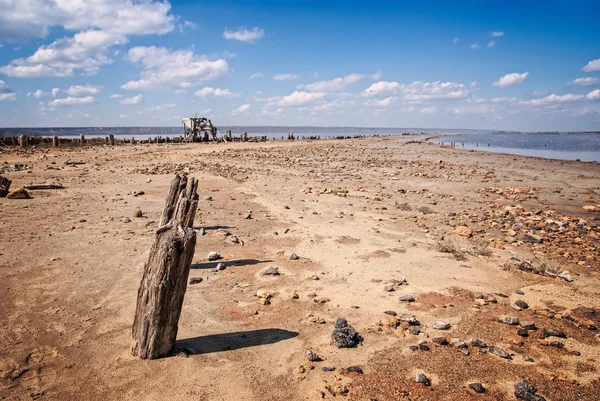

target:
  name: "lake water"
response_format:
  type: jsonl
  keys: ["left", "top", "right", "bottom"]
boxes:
{"left": 436, "top": 133, "right": 600, "bottom": 162}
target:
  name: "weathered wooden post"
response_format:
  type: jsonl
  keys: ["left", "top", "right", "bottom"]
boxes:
{"left": 18, "top": 135, "right": 27, "bottom": 148}
{"left": 109, "top": 134, "right": 115, "bottom": 146}
{"left": 130, "top": 137, "right": 135, "bottom": 145}
{"left": 131, "top": 174, "right": 199, "bottom": 359}
{"left": 52, "top": 135, "right": 59, "bottom": 147}
{"left": 242, "top": 132, "right": 248, "bottom": 142}
{"left": 80, "top": 134, "right": 85, "bottom": 146}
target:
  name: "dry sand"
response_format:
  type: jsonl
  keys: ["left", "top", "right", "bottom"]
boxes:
{"left": 1, "top": 136, "right": 599, "bottom": 400}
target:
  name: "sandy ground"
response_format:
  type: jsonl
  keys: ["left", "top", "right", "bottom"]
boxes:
{"left": 1, "top": 136, "right": 599, "bottom": 400}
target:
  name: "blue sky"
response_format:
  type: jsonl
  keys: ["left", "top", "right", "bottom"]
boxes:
{"left": 1, "top": 0, "right": 599, "bottom": 131}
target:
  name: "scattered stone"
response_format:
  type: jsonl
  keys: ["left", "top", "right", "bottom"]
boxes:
{"left": 418, "top": 342, "right": 430, "bottom": 351}
{"left": 79, "top": 218, "right": 87, "bottom": 223}
{"left": 244, "top": 211, "right": 252, "bottom": 219}
{"left": 189, "top": 277, "right": 203, "bottom": 285}
{"left": 6, "top": 188, "right": 30, "bottom": 199}
{"left": 322, "top": 367, "right": 335, "bottom": 372}
{"left": 558, "top": 271, "right": 574, "bottom": 282}
{"left": 346, "top": 366, "right": 363, "bottom": 374}
{"left": 331, "top": 318, "right": 360, "bottom": 348}
{"left": 325, "top": 384, "right": 348, "bottom": 396}
{"left": 304, "top": 349, "right": 321, "bottom": 362}
{"left": 460, "top": 264, "right": 471, "bottom": 268}
{"left": 523, "top": 356, "right": 534, "bottom": 362}
{"left": 409, "top": 345, "right": 419, "bottom": 352}
{"left": 541, "top": 328, "right": 567, "bottom": 339}
{"left": 263, "top": 266, "right": 280, "bottom": 275}
{"left": 310, "top": 275, "right": 320, "bottom": 280}
{"left": 520, "top": 321, "right": 536, "bottom": 330}
{"left": 432, "top": 337, "right": 448, "bottom": 345}
{"left": 384, "top": 285, "right": 395, "bottom": 292}
{"left": 398, "top": 314, "right": 419, "bottom": 325}
{"left": 414, "top": 373, "right": 431, "bottom": 386}
{"left": 455, "top": 225, "right": 472, "bottom": 238}
{"left": 515, "top": 300, "right": 529, "bottom": 309}
{"left": 514, "top": 381, "right": 545, "bottom": 401}
{"left": 256, "top": 289, "right": 274, "bottom": 305}
{"left": 469, "top": 383, "right": 485, "bottom": 393}
{"left": 471, "top": 338, "right": 487, "bottom": 348}
{"left": 450, "top": 338, "right": 467, "bottom": 348}
{"left": 133, "top": 208, "right": 143, "bottom": 218}
{"left": 498, "top": 316, "right": 519, "bottom": 325}
{"left": 517, "top": 329, "right": 529, "bottom": 337}
{"left": 489, "top": 346, "right": 512, "bottom": 359}
{"left": 399, "top": 295, "right": 415, "bottom": 302}
{"left": 515, "top": 289, "right": 525, "bottom": 295}
{"left": 433, "top": 321, "right": 451, "bottom": 330}
{"left": 290, "top": 253, "right": 299, "bottom": 260}
{"left": 207, "top": 251, "right": 221, "bottom": 261}
{"left": 291, "top": 293, "right": 299, "bottom": 299}
{"left": 122, "top": 217, "right": 132, "bottom": 223}
{"left": 212, "top": 263, "right": 226, "bottom": 272}
{"left": 384, "top": 310, "right": 397, "bottom": 316}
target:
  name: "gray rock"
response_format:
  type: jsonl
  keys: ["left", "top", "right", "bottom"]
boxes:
{"left": 331, "top": 319, "right": 360, "bottom": 348}
{"left": 414, "top": 373, "right": 430, "bottom": 386}
{"left": 450, "top": 338, "right": 467, "bottom": 348}
{"left": 469, "top": 383, "right": 485, "bottom": 393}
{"left": 515, "top": 300, "right": 529, "bottom": 309}
{"left": 498, "top": 316, "right": 519, "bottom": 325}
{"left": 514, "top": 380, "right": 541, "bottom": 401}
{"left": 515, "top": 289, "right": 525, "bottom": 295}
{"left": 489, "top": 346, "right": 512, "bottom": 359}
{"left": 520, "top": 321, "right": 536, "bottom": 330}
{"left": 433, "top": 321, "right": 451, "bottom": 330}
{"left": 398, "top": 314, "right": 419, "bottom": 325}
{"left": 310, "top": 274, "right": 320, "bottom": 280}
{"left": 542, "top": 328, "right": 567, "bottom": 339}
{"left": 384, "top": 285, "right": 395, "bottom": 292}
{"left": 511, "top": 304, "right": 523, "bottom": 311}
{"left": 346, "top": 366, "right": 363, "bottom": 374}
{"left": 189, "top": 277, "right": 203, "bottom": 285}
{"left": 322, "top": 367, "right": 335, "bottom": 372}
{"left": 523, "top": 356, "right": 534, "bottom": 362}
{"left": 207, "top": 251, "right": 221, "bottom": 261}
{"left": 471, "top": 338, "right": 487, "bottom": 348}
{"left": 263, "top": 266, "right": 280, "bottom": 275}
{"left": 399, "top": 295, "right": 415, "bottom": 302}
{"left": 517, "top": 329, "right": 529, "bottom": 337}
{"left": 289, "top": 253, "right": 299, "bottom": 260}
{"left": 558, "top": 270, "right": 574, "bottom": 282}
{"left": 304, "top": 349, "right": 321, "bottom": 361}
{"left": 212, "top": 262, "right": 225, "bottom": 272}
{"left": 383, "top": 310, "right": 397, "bottom": 316}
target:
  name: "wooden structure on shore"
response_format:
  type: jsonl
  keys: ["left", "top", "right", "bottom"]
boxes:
{"left": 182, "top": 117, "right": 221, "bottom": 142}
{"left": 131, "top": 174, "right": 199, "bottom": 359}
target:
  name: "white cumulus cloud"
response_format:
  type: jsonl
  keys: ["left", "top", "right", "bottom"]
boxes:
{"left": 51, "top": 88, "right": 60, "bottom": 97}
{"left": 274, "top": 91, "right": 326, "bottom": 107}
{"left": 488, "top": 40, "right": 496, "bottom": 48}
{"left": 420, "top": 106, "right": 437, "bottom": 114}
{"left": 452, "top": 38, "right": 459, "bottom": 44}
{"left": 27, "top": 89, "right": 44, "bottom": 98}
{"left": 581, "top": 59, "right": 600, "bottom": 72}
{"left": 0, "top": 0, "right": 176, "bottom": 42}
{"left": 66, "top": 85, "right": 101, "bottom": 96}
{"left": 110, "top": 93, "right": 123, "bottom": 98}
{"left": 362, "top": 80, "right": 469, "bottom": 101}
{"left": 0, "top": 30, "right": 126, "bottom": 77}
{"left": 223, "top": 27, "right": 264, "bottom": 43}
{"left": 273, "top": 73, "right": 298, "bottom": 81}
{"left": 492, "top": 72, "right": 529, "bottom": 88}
{"left": 470, "top": 43, "right": 480, "bottom": 49}
{"left": 520, "top": 93, "right": 584, "bottom": 106}
{"left": 371, "top": 70, "right": 382, "bottom": 80}
{"left": 587, "top": 89, "right": 600, "bottom": 101}
{"left": 491, "top": 31, "right": 504, "bottom": 37}
{"left": 122, "top": 46, "right": 229, "bottom": 91}
{"left": 121, "top": 95, "right": 143, "bottom": 104}
{"left": 48, "top": 96, "right": 96, "bottom": 106}
{"left": 0, "top": 80, "right": 16, "bottom": 101}
{"left": 232, "top": 104, "right": 250, "bottom": 115}
{"left": 301, "top": 74, "right": 363, "bottom": 92}
{"left": 250, "top": 72, "right": 264, "bottom": 79}
{"left": 194, "top": 87, "right": 239, "bottom": 98}
{"left": 573, "top": 77, "right": 599, "bottom": 86}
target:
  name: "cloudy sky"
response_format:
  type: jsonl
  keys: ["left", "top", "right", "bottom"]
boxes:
{"left": 1, "top": 0, "right": 599, "bottom": 131}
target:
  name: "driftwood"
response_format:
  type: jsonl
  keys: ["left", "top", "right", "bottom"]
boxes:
{"left": 24, "top": 184, "right": 64, "bottom": 190}
{"left": 131, "top": 174, "right": 199, "bottom": 359}
{"left": 0, "top": 176, "right": 12, "bottom": 197}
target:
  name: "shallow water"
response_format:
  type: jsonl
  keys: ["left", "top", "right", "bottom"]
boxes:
{"left": 437, "top": 133, "right": 600, "bottom": 162}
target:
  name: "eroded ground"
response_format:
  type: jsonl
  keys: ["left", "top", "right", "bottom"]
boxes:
{"left": 1, "top": 137, "right": 599, "bottom": 400}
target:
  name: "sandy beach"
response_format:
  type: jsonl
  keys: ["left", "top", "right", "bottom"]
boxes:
{"left": 1, "top": 136, "right": 600, "bottom": 400}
